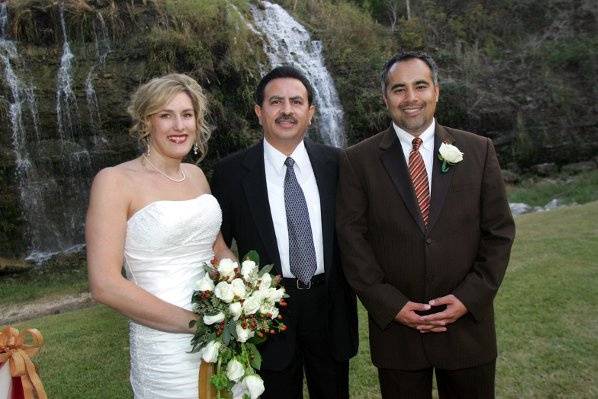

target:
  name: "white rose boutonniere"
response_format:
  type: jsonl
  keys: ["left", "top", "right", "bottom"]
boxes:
{"left": 438, "top": 142, "right": 463, "bottom": 172}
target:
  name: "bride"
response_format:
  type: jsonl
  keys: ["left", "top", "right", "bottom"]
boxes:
{"left": 86, "top": 73, "right": 233, "bottom": 398}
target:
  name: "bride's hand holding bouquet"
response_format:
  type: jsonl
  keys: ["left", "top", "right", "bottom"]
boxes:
{"left": 191, "top": 251, "right": 288, "bottom": 399}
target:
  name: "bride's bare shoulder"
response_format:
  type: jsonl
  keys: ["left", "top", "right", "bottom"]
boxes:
{"left": 92, "top": 159, "right": 142, "bottom": 191}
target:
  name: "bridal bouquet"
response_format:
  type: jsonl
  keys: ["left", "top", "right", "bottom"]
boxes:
{"left": 190, "top": 251, "right": 288, "bottom": 399}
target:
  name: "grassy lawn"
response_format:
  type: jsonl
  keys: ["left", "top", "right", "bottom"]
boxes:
{"left": 9, "top": 201, "right": 597, "bottom": 398}
{"left": 0, "top": 253, "right": 88, "bottom": 304}
{"left": 507, "top": 169, "right": 598, "bottom": 206}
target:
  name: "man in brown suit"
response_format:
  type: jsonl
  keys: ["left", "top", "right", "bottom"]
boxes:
{"left": 336, "top": 51, "right": 515, "bottom": 398}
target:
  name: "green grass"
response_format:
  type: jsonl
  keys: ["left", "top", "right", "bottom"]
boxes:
{"left": 507, "top": 169, "right": 598, "bottom": 206}
{"left": 0, "top": 254, "right": 88, "bottom": 304}
{"left": 15, "top": 306, "right": 131, "bottom": 398}
{"left": 9, "top": 201, "right": 597, "bottom": 398}
{"left": 494, "top": 201, "right": 598, "bottom": 398}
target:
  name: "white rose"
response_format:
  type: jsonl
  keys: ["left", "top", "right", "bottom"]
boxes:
{"left": 203, "top": 312, "right": 225, "bottom": 325}
{"left": 258, "top": 273, "right": 272, "bottom": 291}
{"left": 226, "top": 358, "right": 245, "bottom": 382}
{"left": 242, "top": 294, "right": 262, "bottom": 315}
{"left": 265, "top": 287, "right": 285, "bottom": 302}
{"left": 231, "top": 278, "right": 247, "bottom": 299}
{"left": 235, "top": 322, "right": 255, "bottom": 343}
{"left": 195, "top": 273, "right": 215, "bottom": 292}
{"left": 259, "top": 302, "right": 279, "bottom": 319}
{"left": 217, "top": 258, "right": 238, "bottom": 280}
{"left": 244, "top": 374, "right": 265, "bottom": 399}
{"left": 439, "top": 143, "right": 464, "bottom": 163}
{"left": 229, "top": 302, "right": 242, "bottom": 320}
{"left": 241, "top": 260, "right": 258, "bottom": 282}
{"left": 215, "top": 281, "right": 235, "bottom": 303}
{"left": 231, "top": 381, "right": 248, "bottom": 399}
{"left": 200, "top": 340, "right": 221, "bottom": 363}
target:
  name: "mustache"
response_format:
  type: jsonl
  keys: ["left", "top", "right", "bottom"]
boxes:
{"left": 275, "top": 115, "right": 297, "bottom": 123}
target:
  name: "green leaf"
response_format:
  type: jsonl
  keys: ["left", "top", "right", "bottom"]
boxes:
{"left": 243, "top": 250, "right": 260, "bottom": 265}
{"left": 246, "top": 343, "right": 262, "bottom": 370}
{"left": 257, "top": 264, "right": 273, "bottom": 277}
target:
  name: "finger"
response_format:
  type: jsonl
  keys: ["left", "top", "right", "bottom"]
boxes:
{"left": 429, "top": 295, "right": 452, "bottom": 306}
{"left": 422, "top": 310, "right": 451, "bottom": 322}
{"left": 419, "top": 326, "right": 447, "bottom": 333}
{"left": 408, "top": 302, "right": 432, "bottom": 312}
{"left": 421, "top": 318, "right": 448, "bottom": 326}
{"left": 429, "top": 326, "right": 447, "bottom": 333}
{"left": 416, "top": 323, "right": 439, "bottom": 331}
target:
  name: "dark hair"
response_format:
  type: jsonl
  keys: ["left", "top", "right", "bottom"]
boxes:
{"left": 254, "top": 65, "right": 315, "bottom": 106}
{"left": 380, "top": 51, "right": 439, "bottom": 93}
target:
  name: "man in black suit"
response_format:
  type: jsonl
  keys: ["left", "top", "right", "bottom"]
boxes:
{"left": 211, "top": 66, "right": 358, "bottom": 399}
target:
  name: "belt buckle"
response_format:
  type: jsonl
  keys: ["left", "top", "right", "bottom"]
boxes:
{"left": 296, "top": 279, "right": 311, "bottom": 290}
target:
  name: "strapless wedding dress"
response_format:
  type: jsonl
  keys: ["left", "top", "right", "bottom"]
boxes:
{"left": 124, "top": 194, "right": 221, "bottom": 399}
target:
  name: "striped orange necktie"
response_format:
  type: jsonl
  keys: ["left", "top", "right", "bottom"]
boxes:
{"left": 408, "top": 137, "right": 430, "bottom": 225}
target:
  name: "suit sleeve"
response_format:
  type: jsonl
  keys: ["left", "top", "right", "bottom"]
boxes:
{"left": 210, "top": 162, "right": 234, "bottom": 247}
{"left": 336, "top": 150, "right": 409, "bottom": 329}
{"left": 452, "top": 139, "right": 515, "bottom": 320}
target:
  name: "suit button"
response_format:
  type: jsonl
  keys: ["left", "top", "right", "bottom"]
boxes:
{"left": 425, "top": 238, "right": 433, "bottom": 245}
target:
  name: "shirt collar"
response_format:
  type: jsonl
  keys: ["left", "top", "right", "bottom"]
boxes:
{"left": 393, "top": 118, "right": 436, "bottom": 151}
{"left": 263, "top": 138, "right": 310, "bottom": 175}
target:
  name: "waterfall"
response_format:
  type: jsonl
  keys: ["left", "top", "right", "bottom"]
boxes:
{"left": 250, "top": 1, "right": 346, "bottom": 148}
{"left": 0, "top": 3, "right": 91, "bottom": 262}
{"left": 85, "top": 12, "right": 110, "bottom": 129}
{"left": 0, "top": 3, "right": 63, "bottom": 261}
{"left": 56, "top": 3, "right": 80, "bottom": 140}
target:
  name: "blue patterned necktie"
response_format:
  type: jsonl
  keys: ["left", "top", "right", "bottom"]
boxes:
{"left": 284, "top": 157, "right": 317, "bottom": 284}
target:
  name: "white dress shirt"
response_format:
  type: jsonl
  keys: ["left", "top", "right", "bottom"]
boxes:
{"left": 393, "top": 119, "right": 436, "bottom": 190}
{"left": 263, "top": 139, "right": 324, "bottom": 278}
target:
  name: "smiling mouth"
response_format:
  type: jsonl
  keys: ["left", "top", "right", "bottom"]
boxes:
{"left": 167, "top": 135, "right": 188, "bottom": 144}
{"left": 401, "top": 106, "right": 423, "bottom": 116}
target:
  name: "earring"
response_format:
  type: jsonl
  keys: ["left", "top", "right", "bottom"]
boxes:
{"left": 145, "top": 138, "right": 151, "bottom": 156}
{"left": 193, "top": 142, "right": 199, "bottom": 155}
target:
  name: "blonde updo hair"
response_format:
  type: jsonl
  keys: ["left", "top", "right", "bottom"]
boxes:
{"left": 127, "top": 73, "right": 211, "bottom": 161}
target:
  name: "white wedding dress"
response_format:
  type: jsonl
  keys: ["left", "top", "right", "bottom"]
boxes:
{"left": 124, "top": 194, "right": 221, "bottom": 399}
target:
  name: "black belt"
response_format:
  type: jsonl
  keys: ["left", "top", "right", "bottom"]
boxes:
{"left": 282, "top": 273, "right": 325, "bottom": 290}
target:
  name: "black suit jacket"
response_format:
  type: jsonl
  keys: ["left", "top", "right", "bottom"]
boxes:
{"left": 336, "top": 124, "right": 515, "bottom": 370}
{"left": 211, "top": 139, "right": 358, "bottom": 371}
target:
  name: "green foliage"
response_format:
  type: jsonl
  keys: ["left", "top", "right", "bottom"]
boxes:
{"left": 508, "top": 170, "right": 598, "bottom": 207}
{"left": 396, "top": 17, "right": 425, "bottom": 49}
{"left": 0, "top": 252, "right": 88, "bottom": 304}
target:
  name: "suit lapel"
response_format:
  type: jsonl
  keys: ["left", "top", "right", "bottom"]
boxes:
{"left": 305, "top": 140, "right": 335, "bottom": 282}
{"left": 428, "top": 124, "right": 456, "bottom": 231}
{"left": 379, "top": 127, "right": 427, "bottom": 234}
{"left": 241, "top": 142, "right": 282, "bottom": 273}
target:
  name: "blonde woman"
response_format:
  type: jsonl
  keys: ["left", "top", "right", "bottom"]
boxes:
{"left": 86, "top": 73, "right": 233, "bottom": 398}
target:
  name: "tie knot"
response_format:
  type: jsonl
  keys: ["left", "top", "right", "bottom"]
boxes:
{"left": 412, "top": 137, "right": 423, "bottom": 151}
{"left": 284, "top": 157, "right": 295, "bottom": 168}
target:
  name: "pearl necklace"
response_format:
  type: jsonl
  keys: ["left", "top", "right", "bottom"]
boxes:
{"left": 143, "top": 155, "right": 186, "bottom": 182}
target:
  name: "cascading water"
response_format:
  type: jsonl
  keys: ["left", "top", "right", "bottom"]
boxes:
{"left": 0, "top": 3, "right": 54, "bottom": 259}
{"left": 250, "top": 1, "right": 346, "bottom": 148}
{"left": 56, "top": 4, "right": 80, "bottom": 140}
{"left": 1, "top": 3, "right": 93, "bottom": 262}
{"left": 85, "top": 12, "right": 110, "bottom": 129}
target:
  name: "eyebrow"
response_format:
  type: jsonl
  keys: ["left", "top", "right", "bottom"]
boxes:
{"left": 267, "top": 95, "right": 305, "bottom": 101}
{"left": 389, "top": 79, "right": 431, "bottom": 90}
{"left": 157, "top": 108, "right": 195, "bottom": 113}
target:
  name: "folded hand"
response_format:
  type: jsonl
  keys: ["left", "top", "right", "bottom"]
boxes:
{"left": 419, "top": 294, "right": 468, "bottom": 331}
{"left": 394, "top": 301, "right": 447, "bottom": 333}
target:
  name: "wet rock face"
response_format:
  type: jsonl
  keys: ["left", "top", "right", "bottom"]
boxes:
{"left": 0, "top": 1, "right": 264, "bottom": 259}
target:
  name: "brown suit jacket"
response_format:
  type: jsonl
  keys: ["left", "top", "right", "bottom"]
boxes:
{"left": 336, "top": 123, "right": 515, "bottom": 370}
